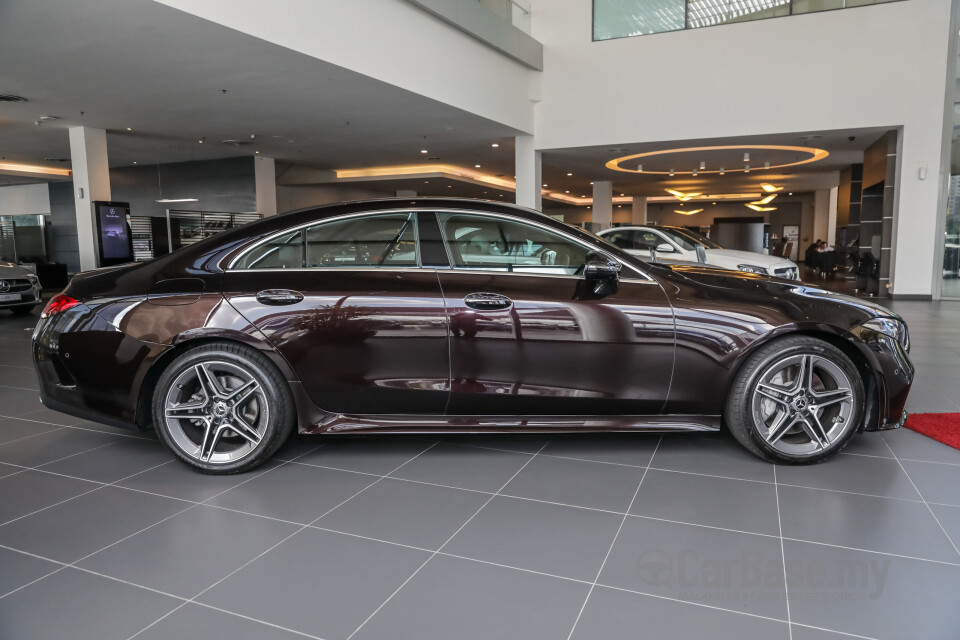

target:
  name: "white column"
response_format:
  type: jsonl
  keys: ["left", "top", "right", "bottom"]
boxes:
{"left": 827, "top": 186, "right": 838, "bottom": 246}
{"left": 254, "top": 156, "right": 277, "bottom": 217}
{"left": 813, "top": 189, "right": 830, "bottom": 245}
{"left": 515, "top": 134, "right": 542, "bottom": 210}
{"left": 631, "top": 196, "right": 647, "bottom": 225}
{"left": 592, "top": 180, "right": 613, "bottom": 230}
{"left": 68, "top": 127, "right": 110, "bottom": 272}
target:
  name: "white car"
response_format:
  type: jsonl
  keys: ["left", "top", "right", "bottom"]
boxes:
{"left": 598, "top": 225, "right": 801, "bottom": 280}
{"left": 0, "top": 262, "right": 42, "bottom": 315}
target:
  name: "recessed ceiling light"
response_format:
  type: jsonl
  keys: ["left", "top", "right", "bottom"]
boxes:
{"left": 198, "top": 140, "right": 203, "bottom": 144}
{"left": 590, "top": 181, "right": 594, "bottom": 185}
{"left": 542, "top": 183, "right": 547, "bottom": 187}
{"left": 567, "top": 172, "right": 573, "bottom": 176}
{"left": 126, "top": 127, "right": 132, "bottom": 131}
{"left": 133, "top": 161, "right": 137, "bottom": 165}
{"left": 565, "top": 190, "right": 570, "bottom": 193}
{"left": 420, "top": 149, "right": 428, "bottom": 154}
{"left": 788, "top": 192, "right": 793, "bottom": 196}
{"left": 620, "top": 193, "right": 624, "bottom": 196}
{"left": 424, "top": 180, "right": 429, "bottom": 183}
{"left": 491, "top": 143, "right": 499, "bottom": 148}
{"left": 475, "top": 164, "right": 481, "bottom": 168}
{"left": 255, "top": 151, "right": 260, "bottom": 154}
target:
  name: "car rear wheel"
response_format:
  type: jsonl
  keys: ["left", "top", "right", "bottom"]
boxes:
{"left": 152, "top": 342, "right": 295, "bottom": 474}
{"left": 725, "top": 336, "right": 864, "bottom": 464}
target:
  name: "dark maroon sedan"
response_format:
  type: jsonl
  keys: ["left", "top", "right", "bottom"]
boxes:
{"left": 32, "top": 199, "right": 913, "bottom": 473}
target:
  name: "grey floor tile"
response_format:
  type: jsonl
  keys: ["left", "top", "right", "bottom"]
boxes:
{"left": 294, "top": 436, "right": 433, "bottom": 475}
{"left": 317, "top": 477, "right": 488, "bottom": 550}
{"left": 841, "top": 432, "right": 894, "bottom": 457}
{"left": 0, "top": 546, "right": 60, "bottom": 597}
{"left": 199, "top": 527, "right": 430, "bottom": 640}
{"left": 0, "top": 350, "right": 35, "bottom": 368}
{"left": 444, "top": 433, "right": 551, "bottom": 454}
{"left": 0, "top": 366, "right": 37, "bottom": 390}
{"left": 38, "top": 437, "right": 170, "bottom": 483}
{"left": 904, "top": 387, "right": 960, "bottom": 413}
{"left": 570, "top": 585, "right": 790, "bottom": 640}
{"left": 0, "top": 485, "right": 188, "bottom": 563}
{"left": 502, "top": 454, "right": 647, "bottom": 512}
{"left": 271, "top": 433, "right": 322, "bottom": 461}
{"left": 598, "top": 516, "right": 788, "bottom": 619}
{"left": 540, "top": 433, "right": 659, "bottom": 466}
{"left": 351, "top": 554, "right": 589, "bottom": 640}
{"left": 0, "top": 462, "right": 21, "bottom": 479}
{"left": 652, "top": 433, "right": 776, "bottom": 482}
{"left": 884, "top": 428, "right": 960, "bottom": 464}
{"left": 0, "top": 417, "right": 62, "bottom": 444}
{"left": 136, "top": 603, "right": 306, "bottom": 640}
{"left": 784, "top": 540, "right": 960, "bottom": 640}
{"left": 68, "top": 419, "right": 159, "bottom": 438}
{"left": 79, "top": 504, "right": 298, "bottom": 597}
{"left": 0, "top": 427, "right": 120, "bottom": 467}
{"left": 390, "top": 442, "right": 532, "bottom": 493}
{"left": 930, "top": 504, "right": 960, "bottom": 551}
{"left": 0, "top": 387, "right": 43, "bottom": 417}
{"left": 0, "top": 469, "right": 98, "bottom": 524}
{"left": 16, "top": 406, "right": 88, "bottom": 426}
{"left": 900, "top": 459, "right": 960, "bottom": 507}
{"left": 777, "top": 485, "right": 958, "bottom": 563}
{"left": 0, "top": 567, "right": 180, "bottom": 640}
{"left": 790, "top": 626, "right": 867, "bottom": 640}
{"left": 776, "top": 453, "right": 920, "bottom": 500}
{"left": 116, "top": 459, "right": 263, "bottom": 503}
{"left": 630, "top": 469, "right": 781, "bottom": 536}
{"left": 444, "top": 495, "right": 623, "bottom": 581}
{"left": 207, "top": 462, "right": 375, "bottom": 524}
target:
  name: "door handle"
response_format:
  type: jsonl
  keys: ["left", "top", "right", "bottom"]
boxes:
{"left": 464, "top": 292, "right": 513, "bottom": 310}
{"left": 256, "top": 289, "right": 304, "bottom": 305}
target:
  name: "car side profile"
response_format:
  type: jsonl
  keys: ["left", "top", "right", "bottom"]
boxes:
{"left": 32, "top": 198, "right": 913, "bottom": 473}
{"left": 598, "top": 225, "right": 801, "bottom": 279}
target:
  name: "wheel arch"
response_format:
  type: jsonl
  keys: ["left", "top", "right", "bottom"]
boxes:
{"left": 134, "top": 333, "right": 298, "bottom": 430}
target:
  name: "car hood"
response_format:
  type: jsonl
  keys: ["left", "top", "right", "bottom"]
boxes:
{"left": 660, "top": 264, "right": 901, "bottom": 324}
{"left": 704, "top": 248, "right": 794, "bottom": 267}
{"left": 0, "top": 262, "right": 33, "bottom": 278}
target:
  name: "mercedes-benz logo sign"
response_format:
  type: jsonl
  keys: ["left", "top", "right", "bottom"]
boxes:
{"left": 0, "top": 280, "right": 9, "bottom": 293}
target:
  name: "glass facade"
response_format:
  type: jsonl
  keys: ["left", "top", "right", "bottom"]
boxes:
{"left": 594, "top": 0, "right": 903, "bottom": 40}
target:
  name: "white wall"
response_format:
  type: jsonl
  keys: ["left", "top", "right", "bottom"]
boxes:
{"left": 155, "top": 0, "right": 535, "bottom": 133}
{"left": 0, "top": 183, "right": 51, "bottom": 216}
{"left": 532, "top": 0, "right": 953, "bottom": 297}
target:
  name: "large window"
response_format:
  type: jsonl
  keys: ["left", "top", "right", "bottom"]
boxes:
{"left": 439, "top": 213, "right": 590, "bottom": 276}
{"left": 594, "top": 0, "right": 903, "bottom": 40}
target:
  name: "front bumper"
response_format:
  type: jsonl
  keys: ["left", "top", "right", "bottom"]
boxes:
{"left": 0, "top": 286, "right": 41, "bottom": 309}
{"left": 854, "top": 327, "right": 914, "bottom": 432}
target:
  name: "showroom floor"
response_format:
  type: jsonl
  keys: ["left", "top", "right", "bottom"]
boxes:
{"left": 0, "top": 301, "right": 958, "bottom": 639}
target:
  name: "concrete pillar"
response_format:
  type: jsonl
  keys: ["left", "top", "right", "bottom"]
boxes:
{"left": 631, "top": 196, "right": 647, "bottom": 225}
{"left": 515, "top": 134, "right": 542, "bottom": 210}
{"left": 68, "top": 127, "right": 110, "bottom": 272}
{"left": 813, "top": 189, "right": 831, "bottom": 245}
{"left": 592, "top": 181, "right": 613, "bottom": 230}
{"left": 254, "top": 156, "right": 277, "bottom": 217}
{"left": 396, "top": 190, "right": 417, "bottom": 197}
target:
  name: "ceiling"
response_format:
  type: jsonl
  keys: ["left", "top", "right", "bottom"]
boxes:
{"left": 0, "top": 0, "right": 882, "bottom": 206}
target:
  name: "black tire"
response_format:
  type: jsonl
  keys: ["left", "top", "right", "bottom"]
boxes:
{"left": 152, "top": 342, "right": 295, "bottom": 474}
{"left": 725, "top": 335, "right": 864, "bottom": 465}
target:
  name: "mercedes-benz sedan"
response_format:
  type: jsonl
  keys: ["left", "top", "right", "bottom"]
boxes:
{"left": 32, "top": 199, "right": 913, "bottom": 473}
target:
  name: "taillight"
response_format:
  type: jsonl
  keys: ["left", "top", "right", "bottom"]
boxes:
{"left": 40, "top": 294, "right": 80, "bottom": 319}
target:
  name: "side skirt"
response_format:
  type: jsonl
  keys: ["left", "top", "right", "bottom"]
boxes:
{"left": 300, "top": 414, "right": 721, "bottom": 435}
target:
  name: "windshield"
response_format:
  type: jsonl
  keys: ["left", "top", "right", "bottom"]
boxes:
{"left": 662, "top": 227, "right": 722, "bottom": 250}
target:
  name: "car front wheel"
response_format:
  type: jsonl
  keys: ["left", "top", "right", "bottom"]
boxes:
{"left": 725, "top": 336, "right": 864, "bottom": 464}
{"left": 152, "top": 342, "right": 295, "bottom": 474}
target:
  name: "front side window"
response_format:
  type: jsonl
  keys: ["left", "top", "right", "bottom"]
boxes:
{"left": 233, "top": 229, "right": 303, "bottom": 269}
{"left": 305, "top": 213, "right": 417, "bottom": 268}
{"left": 439, "top": 213, "right": 590, "bottom": 276}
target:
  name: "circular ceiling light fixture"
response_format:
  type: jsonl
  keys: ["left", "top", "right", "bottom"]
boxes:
{"left": 605, "top": 145, "right": 829, "bottom": 175}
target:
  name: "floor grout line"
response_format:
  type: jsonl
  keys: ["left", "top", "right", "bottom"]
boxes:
{"left": 880, "top": 433, "right": 960, "bottom": 561}
{"left": 344, "top": 438, "right": 552, "bottom": 640}
{"left": 564, "top": 435, "right": 663, "bottom": 640}
{"left": 773, "top": 466, "right": 793, "bottom": 640}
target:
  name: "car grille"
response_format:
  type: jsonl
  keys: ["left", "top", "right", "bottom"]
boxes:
{"left": 0, "top": 278, "right": 33, "bottom": 292}
{"left": 774, "top": 267, "right": 799, "bottom": 280}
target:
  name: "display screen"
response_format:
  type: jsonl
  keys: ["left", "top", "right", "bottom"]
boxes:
{"left": 97, "top": 203, "right": 132, "bottom": 261}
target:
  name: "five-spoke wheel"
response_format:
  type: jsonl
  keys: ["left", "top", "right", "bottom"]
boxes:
{"left": 726, "top": 336, "right": 864, "bottom": 464}
{"left": 153, "top": 343, "right": 294, "bottom": 474}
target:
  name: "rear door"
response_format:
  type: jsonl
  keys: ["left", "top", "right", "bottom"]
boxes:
{"left": 432, "top": 211, "right": 675, "bottom": 416}
{"left": 222, "top": 211, "right": 449, "bottom": 415}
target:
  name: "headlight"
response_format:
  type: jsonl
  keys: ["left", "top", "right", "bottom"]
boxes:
{"left": 26, "top": 274, "right": 39, "bottom": 287}
{"left": 862, "top": 317, "right": 910, "bottom": 352}
{"left": 737, "top": 264, "right": 768, "bottom": 275}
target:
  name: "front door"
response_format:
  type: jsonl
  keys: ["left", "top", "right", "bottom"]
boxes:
{"left": 222, "top": 212, "right": 449, "bottom": 415}
{"left": 433, "top": 211, "right": 675, "bottom": 416}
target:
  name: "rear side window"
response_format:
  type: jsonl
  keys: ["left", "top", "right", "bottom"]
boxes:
{"left": 233, "top": 230, "right": 303, "bottom": 269}
{"left": 305, "top": 213, "right": 417, "bottom": 268}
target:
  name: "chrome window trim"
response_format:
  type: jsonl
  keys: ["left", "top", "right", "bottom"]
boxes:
{"left": 225, "top": 206, "right": 656, "bottom": 282}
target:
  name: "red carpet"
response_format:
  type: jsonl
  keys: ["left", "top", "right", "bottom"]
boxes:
{"left": 906, "top": 413, "right": 960, "bottom": 450}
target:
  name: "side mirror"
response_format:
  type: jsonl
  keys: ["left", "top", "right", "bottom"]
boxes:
{"left": 583, "top": 252, "right": 620, "bottom": 297}
{"left": 655, "top": 243, "right": 676, "bottom": 253}
{"left": 695, "top": 244, "right": 707, "bottom": 263}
